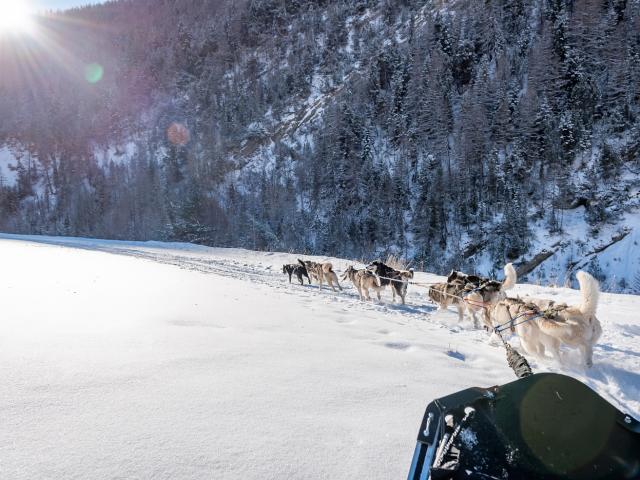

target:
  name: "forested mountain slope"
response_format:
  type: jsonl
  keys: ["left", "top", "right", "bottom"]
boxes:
{"left": 1, "top": 0, "right": 639, "bottom": 290}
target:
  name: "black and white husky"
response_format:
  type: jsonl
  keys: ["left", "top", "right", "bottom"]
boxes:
{"left": 282, "top": 263, "right": 310, "bottom": 285}
{"left": 365, "top": 260, "right": 414, "bottom": 304}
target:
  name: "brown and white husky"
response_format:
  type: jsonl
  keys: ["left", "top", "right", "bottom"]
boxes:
{"left": 298, "top": 259, "right": 342, "bottom": 292}
{"left": 341, "top": 266, "right": 383, "bottom": 301}
{"left": 429, "top": 263, "right": 517, "bottom": 329}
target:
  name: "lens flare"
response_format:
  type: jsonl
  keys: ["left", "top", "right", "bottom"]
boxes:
{"left": 0, "top": 1, "right": 34, "bottom": 35}
{"left": 167, "top": 123, "right": 190, "bottom": 146}
{"left": 519, "top": 376, "right": 613, "bottom": 474}
{"left": 84, "top": 63, "right": 104, "bottom": 84}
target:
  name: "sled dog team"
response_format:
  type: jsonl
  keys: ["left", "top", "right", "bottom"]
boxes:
{"left": 284, "top": 259, "right": 414, "bottom": 304}
{"left": 284, "top": 258, "right": 602, "bottom": 368}
{"left": 428, "top": 264, "right": 601, "bottom": 368}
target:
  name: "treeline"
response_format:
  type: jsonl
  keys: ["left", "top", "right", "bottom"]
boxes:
{"left": 0, "top": 0, "right": 639, "bottom": 275}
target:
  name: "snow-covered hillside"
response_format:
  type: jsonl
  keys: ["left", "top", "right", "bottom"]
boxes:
{"left": 1, "top": 234, "right": 639, "bottom": 479}
{"left": 495, "top": 207, "right": 640, "bottom": 293}
{"left": 3, "top": 0, "right": 640, "bottom": 291}
{"left": 0, "top": 146, "right": 18, "bottom": 186}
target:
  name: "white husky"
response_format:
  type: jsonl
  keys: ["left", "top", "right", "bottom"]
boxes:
{"left": 493, "top": 271, "right": 602, "bottom": 368}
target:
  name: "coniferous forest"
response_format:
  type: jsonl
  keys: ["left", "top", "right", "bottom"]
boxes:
{"left": 1, "top": 0, "right": 639, "bottom": 284}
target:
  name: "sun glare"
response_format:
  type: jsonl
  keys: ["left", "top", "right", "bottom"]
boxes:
{"left": 0, "top": 1, "right": 34, "bottom": 35}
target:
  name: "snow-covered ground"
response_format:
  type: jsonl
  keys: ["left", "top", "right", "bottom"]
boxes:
{"left": 1, "top": 234, "right": 639, "bottom": 479}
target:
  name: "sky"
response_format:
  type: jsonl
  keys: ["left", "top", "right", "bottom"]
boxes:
{"left": 34, "top": 0, "right": 104, "bottom": 11}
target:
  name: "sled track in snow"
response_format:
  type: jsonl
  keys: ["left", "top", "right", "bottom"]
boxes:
{"left": 80, "top": 244, "right": 640, "bottom": 418}
{"left": 99, "top": 246, "right": 441, "bottom": 322}
{"left": 10, "top": 235, "right": 442, "bottom": 325}
{"left": 4, "top": 234, "right": 640, "bottom": 418}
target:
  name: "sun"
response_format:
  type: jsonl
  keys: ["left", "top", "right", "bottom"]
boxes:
{"left": 0, "top": 1, "right": 35, "bottom": 35}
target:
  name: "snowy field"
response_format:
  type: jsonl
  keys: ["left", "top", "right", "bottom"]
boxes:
{"left": 1, "top": 234, "right": 639, "bottom": 479}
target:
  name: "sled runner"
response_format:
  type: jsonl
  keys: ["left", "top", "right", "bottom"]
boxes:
{"left": 408, "top": 373, "right": 640, "bottom": 480}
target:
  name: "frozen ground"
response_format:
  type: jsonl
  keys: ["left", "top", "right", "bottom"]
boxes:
{"left": 1, "top": 234, "right": 639, "bottom": 479}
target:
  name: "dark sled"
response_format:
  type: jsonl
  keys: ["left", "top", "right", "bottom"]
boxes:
{"left": 408, "top": 373, "right": 640, "bottom": 480}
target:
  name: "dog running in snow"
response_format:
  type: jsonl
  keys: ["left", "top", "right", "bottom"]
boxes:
{"left": 298, "top": 259, "right": 342, "bottom": 292}
{"left": 428, "top": 281, "right": 472, "bottom": 325}
{"left": 365, "top": 260, "right": 414, "bottom": 305}
{"left": 282, "top": 263, "right": 310, "bottom": 285}
{"left": 492, "top": 271, "right": 602, "bottom": 368}
{"left": 429, "top": 263, "right": 517, "bottom": 329}
{"left": 341, "top": 266, "right": 383, "bottom": 301}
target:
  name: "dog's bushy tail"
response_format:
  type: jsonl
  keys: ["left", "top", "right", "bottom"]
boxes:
{"left": 502, "top": 263, "right": 517, "bottom": 290}
{"left": 298, "top": 258, "right": 306, "bottom": 268}
{"left": 322, "top": 263, "right": 334, "bottom": 274}
{"left": 577, "top": 271, "right": 599, "bottom": 317}
{"left": 340, "top": 268, "right": 351, "bottom": 281}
